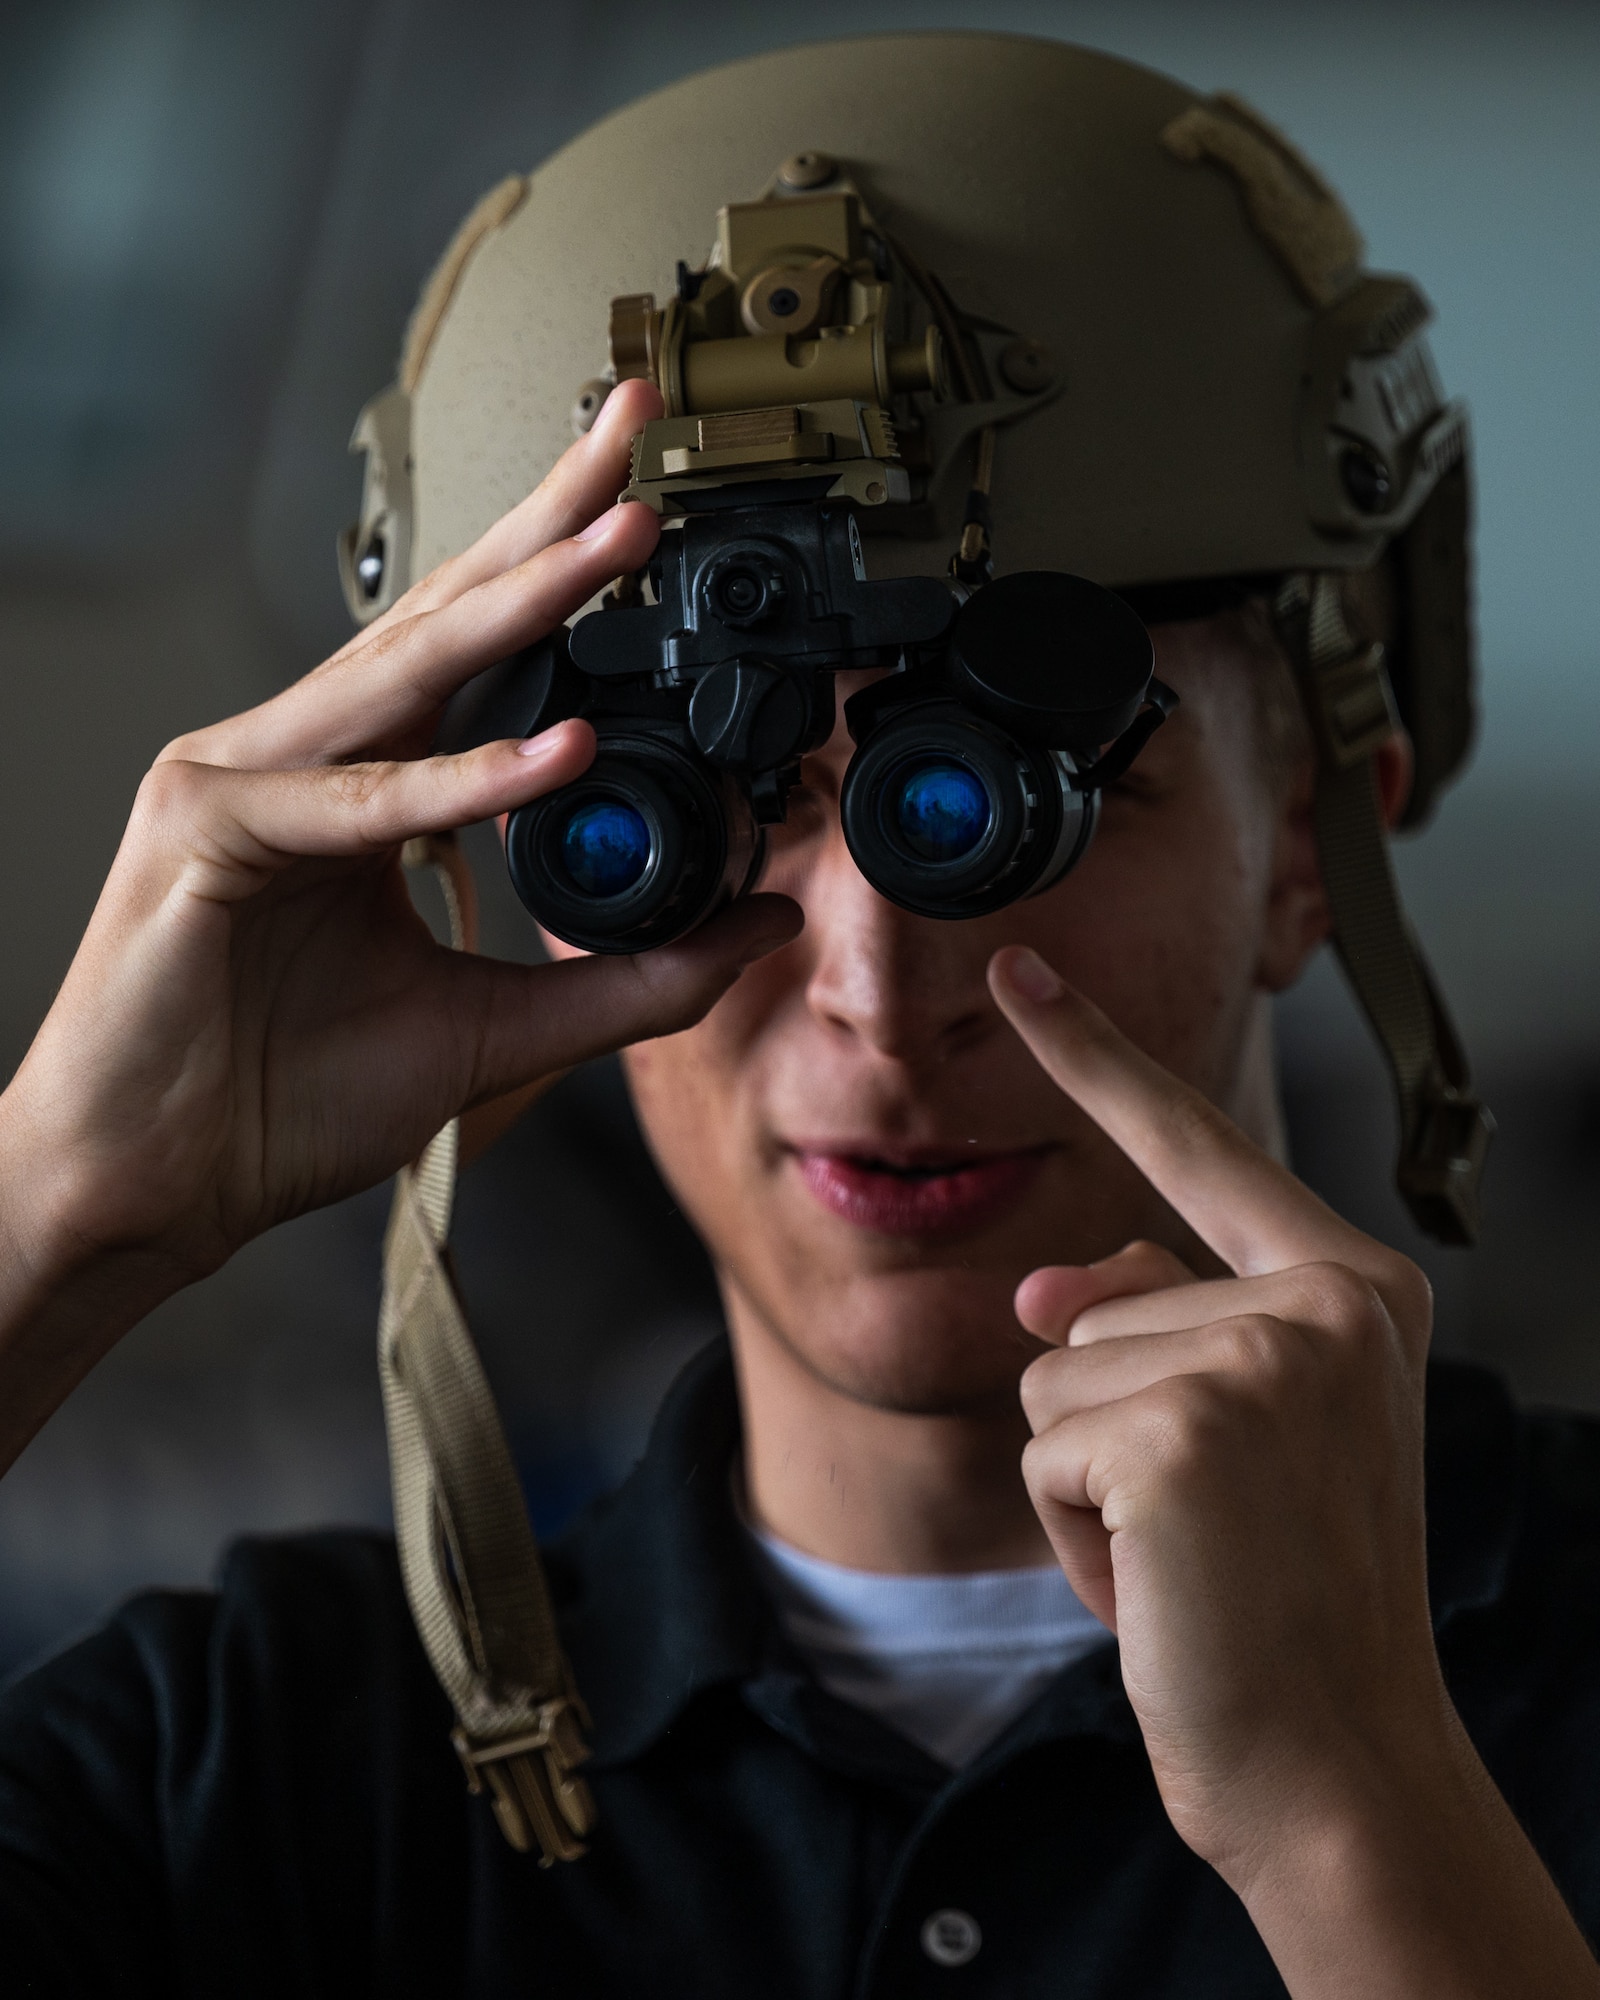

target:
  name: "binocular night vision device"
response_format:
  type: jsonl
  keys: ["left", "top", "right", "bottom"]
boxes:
{"left": 445, "top": 163, "right": 1173, "bottom": 953}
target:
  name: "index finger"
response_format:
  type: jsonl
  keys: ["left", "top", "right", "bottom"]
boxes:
{"left": 178, "top": 380, "right": 663, "bottom": 774}
{"left": 352, "top": 376, "right": 666, "bottom": 635}
{"left": 987, "top": 945, "right": 1366, "bottom": 1277}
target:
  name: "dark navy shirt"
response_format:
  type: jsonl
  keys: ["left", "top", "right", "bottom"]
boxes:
{"left": 2, "top": 1340, "right": 1599, "bottom": 1996}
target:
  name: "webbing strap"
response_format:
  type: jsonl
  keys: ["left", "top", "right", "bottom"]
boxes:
{"left": 377, "top": 834, "right": 595, "bottom": 1863}
{"left": 1275, "top": 576, "right": 1493, "bottom": 1244}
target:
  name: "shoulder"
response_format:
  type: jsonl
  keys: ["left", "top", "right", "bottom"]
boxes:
{"left": 0, "top": 1531, "right": 465, "bottom": 1991}
{"left": 1, "top": 1528, "right": 440, "bottom": 1761}
{"left": 1426, "top": 1360, "right": 1600, "bottom": 1903}
{"left": 1425, "top": 1357, "right": 1600, "bottom": 1616}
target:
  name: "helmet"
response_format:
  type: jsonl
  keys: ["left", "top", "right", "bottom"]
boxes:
{"left": 345, "top": 32, "right": 1473, "bottom": 829}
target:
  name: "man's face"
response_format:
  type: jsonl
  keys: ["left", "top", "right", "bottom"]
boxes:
{"left": 615, "top": 615, "right": 1316, "bottom": 1419}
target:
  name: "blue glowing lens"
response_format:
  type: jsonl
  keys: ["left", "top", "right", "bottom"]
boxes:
{"left": 892, "top": 762, "right": 991, "bottom": 862}
{"left": 560, "top": 799, "right": 651, "bottom": 897}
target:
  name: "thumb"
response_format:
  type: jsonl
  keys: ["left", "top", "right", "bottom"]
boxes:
{"left": 448, "top": 893, "right": 803, "bottom": 1108}
{"left": 1016, "top": 1238, "right": 1195, "bottom": 1346}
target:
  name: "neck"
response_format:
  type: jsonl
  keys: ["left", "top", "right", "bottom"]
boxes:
{"left": 725, "top": 1285, "right": 1055, "bottom": 1575}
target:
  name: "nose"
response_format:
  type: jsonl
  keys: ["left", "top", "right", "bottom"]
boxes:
{"left": 801, "top": 821, "right": 998, "bottom": 1064}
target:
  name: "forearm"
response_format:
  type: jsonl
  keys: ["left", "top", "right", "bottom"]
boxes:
{"left": 1235, "top": 1707, "right": 1600, "bottom": 2000}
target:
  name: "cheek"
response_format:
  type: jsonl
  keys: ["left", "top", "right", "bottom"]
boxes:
{"left": 621, "top": 1034, "right": 730, "bottom": 1240}
{"left": 1026, "top": 794, "right": 1268, "bottom": 1086}
{"left": 622, "top": 1025, "right": 727, "bottom": 1155}
{"left": 619, "top": 943, "right": 799, "bottom": 1216}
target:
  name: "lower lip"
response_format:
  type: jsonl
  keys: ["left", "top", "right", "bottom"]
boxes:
{"left": 791, "top": 1149, "right": 1048, "bottom": 1236}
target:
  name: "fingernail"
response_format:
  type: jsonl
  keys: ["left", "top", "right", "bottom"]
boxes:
{"left": 1002, "top": 946, "right": 1066, "bottom": 1004}
{"left": 575, "top": 504, "right": 620, "bottom": 542}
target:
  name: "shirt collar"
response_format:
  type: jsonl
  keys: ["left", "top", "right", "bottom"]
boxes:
{"left": 549, "top": 1338, "right": 766, "bottom": 1768}
{"left": 548, "top": 1338, "right": 1524, "bottom": 1770}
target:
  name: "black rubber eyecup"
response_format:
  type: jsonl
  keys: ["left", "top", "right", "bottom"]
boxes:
{"left": 841, "top": 705, "right": 1065, "bottom": 920}
{"left": 506, "top": 735, "right": 737, "bottom": 953}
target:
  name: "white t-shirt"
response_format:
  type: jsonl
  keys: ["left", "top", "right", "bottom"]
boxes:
{"left": 747, "top": 1525, "right": 1112, "bottom": 1768}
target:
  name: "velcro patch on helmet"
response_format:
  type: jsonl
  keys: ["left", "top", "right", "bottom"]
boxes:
{"left": 1162, "top": 92, "right": 1363, "bottom": 307}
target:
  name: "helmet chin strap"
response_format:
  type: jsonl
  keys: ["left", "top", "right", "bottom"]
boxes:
{"left": 1273, "top": 573, "right": 1493, "bottom": 1245}
{"left": 378, "top": 834, "right": 596, "bottom": 1863}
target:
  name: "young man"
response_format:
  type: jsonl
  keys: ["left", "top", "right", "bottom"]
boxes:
{"left": 1, "top": 33, "right": 1598, "bottom": 1998}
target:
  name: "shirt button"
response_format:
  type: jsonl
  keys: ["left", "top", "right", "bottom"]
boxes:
{"left": 920, "top": 1908, "right": 982, "bottom": 1967}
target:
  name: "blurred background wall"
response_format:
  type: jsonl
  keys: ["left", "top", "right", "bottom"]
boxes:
{"left": 1, "top": 0, "right": 1596, "bottom": 1675}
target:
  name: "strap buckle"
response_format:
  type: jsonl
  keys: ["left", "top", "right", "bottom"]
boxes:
{"left": 1398, "top": 1082, "right": 1495, "bottom": 1247}
{"left": 1304, "top": 641, "right": 1400, "bottom": 770}
{"left": 452, "top": 1697, "right": 597, "bottom": 1866}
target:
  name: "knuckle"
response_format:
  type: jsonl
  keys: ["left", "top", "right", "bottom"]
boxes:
{"left": 1380, "top": 1252, "right": 1433, "bottom": 1330}
{"left": 1216, "top": 1312, "right": 1291, "bottom": 1384}
{"left": 1147, "top": 1375, "right": 1232, "bottom": 1481}
{"left": 1300, "top": 1260, "right": 1391, "bottom": 1348}
{"left": 343, "top": 614, "right": 414, "bottom": 679}
{"left": 613, "top": 948, "right": 714, "bottom": 1040}
{"left": 399, "top": 558, "right": 463, "bottom": 619}
{"left": 329, "top": 759, "right": 395, "bottom": 821}
{"left": 1020, "top": 1431, "right": 1062, "bottom": 1501}
{"left": 1018, "top": 1350, "right": 1066, "bottom": 1428}
{"left": 1122, "top": 1237, "right": 1190, "bottom": 1289}
{"left": 622, "top": 917, "right": 764, "bottom": 1027}
{"left": 1110, "top": 1238, "right": 1162, "bottom": 1279}
{"left": 155, "top": 728, "right": 208, "bottom": 766}
{"left": 133, "top": 755, "right": 208, "bottom": 826}
{"left": 622, "top": 943, "right": 680, "bottom": 1005}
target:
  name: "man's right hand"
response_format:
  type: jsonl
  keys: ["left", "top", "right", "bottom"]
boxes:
{"left": 0, "top": 377, "right": 800, "bottom": 1471}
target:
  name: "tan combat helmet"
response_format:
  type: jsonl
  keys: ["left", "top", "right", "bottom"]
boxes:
{"left": 356, "top": 34, "right": 1493, "bottom": 1861}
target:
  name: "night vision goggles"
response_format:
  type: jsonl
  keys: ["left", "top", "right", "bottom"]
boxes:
{"left": 444, "top": 162, "right": 1172, "bottom": 953}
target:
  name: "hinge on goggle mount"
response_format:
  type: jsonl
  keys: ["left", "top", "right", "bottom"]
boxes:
{"left": 1069, "top": 679, "right": 1181, "bottom": 791}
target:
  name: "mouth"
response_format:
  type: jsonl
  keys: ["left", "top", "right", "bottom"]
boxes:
{"left": 786, "top": 1141, "right": 1053, "bottom": 1237}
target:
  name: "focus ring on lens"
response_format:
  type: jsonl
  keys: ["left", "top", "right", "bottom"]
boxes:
{"left": 505, "top": 733, "right": 759, "bottom": 953}
{"left": 841, "top": 702, "right": 1090, "bottom": 920}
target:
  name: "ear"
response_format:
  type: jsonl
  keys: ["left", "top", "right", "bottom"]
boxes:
{"left": 1373, "top": 728, "right": 1414, "bottom": 831}
{"left": 1254, "top": 729, "right": 1414, "bottom": 993}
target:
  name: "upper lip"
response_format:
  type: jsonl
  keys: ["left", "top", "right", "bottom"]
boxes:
{"left": 783, "top": 1139, "right": 1053, "bottom": 1171}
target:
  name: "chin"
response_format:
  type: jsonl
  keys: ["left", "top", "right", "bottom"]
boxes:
{"left": 756, "top": 1262, "right": 1045, "bottom": 1418}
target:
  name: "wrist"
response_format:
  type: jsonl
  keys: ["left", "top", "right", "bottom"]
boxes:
{"left": 0, "top": 1079, "right": 89, "bottom": 1292}
{"left": 1227, "top": 1703, "right": 1600, "bottom": 1998}
{"left": 1229, "top": 1724, "right": 1454, "bottom": 1914}
{"left": 0, "top": 1064, "right": 137, "bottom": 1290}
{"left": 1218, "top": 1684, "right": 1460, "bottom": 1900}
{"left": 0, "top": 1081, "right": 192, "bottom": 1473}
